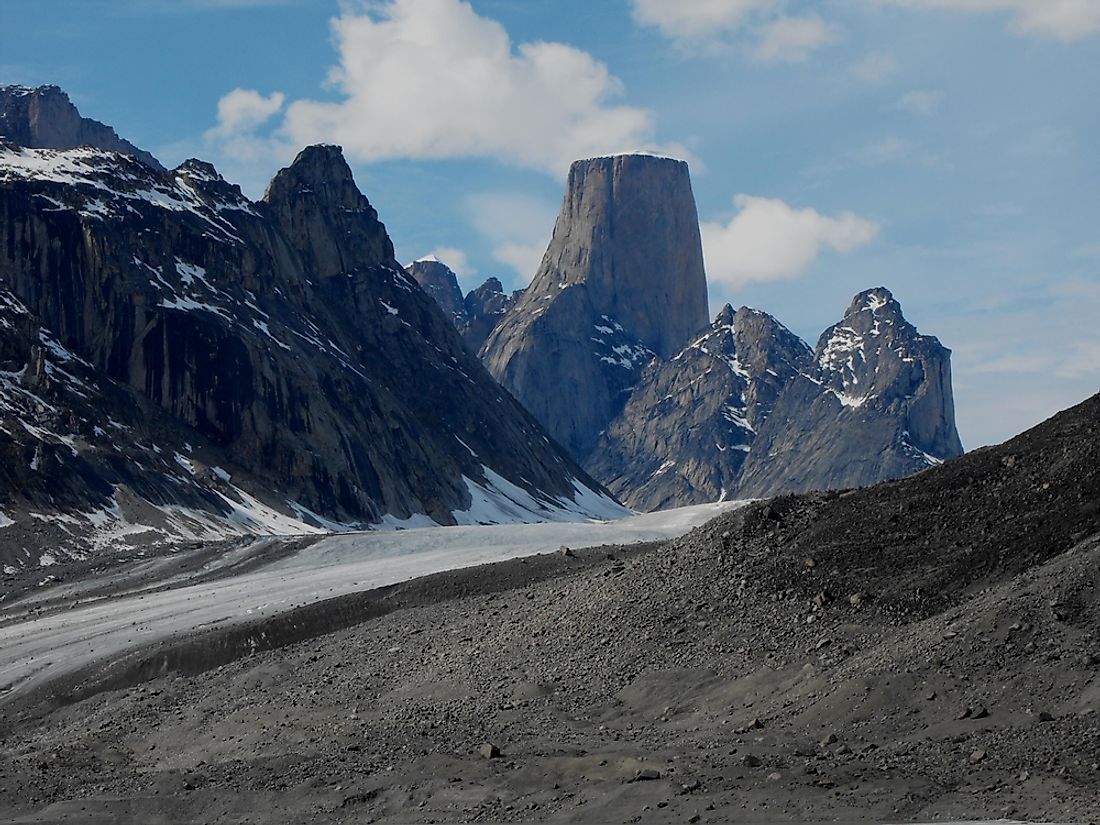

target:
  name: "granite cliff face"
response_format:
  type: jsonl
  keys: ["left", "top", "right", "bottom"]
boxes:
{"left": 735, "top": 287, "right": 964, "bottom": 498}
{"left": 0, "top": 85, "right": 163, "bottom": 170}
{"left": 482, "top": 154, "right": 709, "bottom": 458}
{"left": 589, "top": 305, "right": 811, "bottom": 510}
{"left": 0, "top": 97, "right": 623, "bottom": 566}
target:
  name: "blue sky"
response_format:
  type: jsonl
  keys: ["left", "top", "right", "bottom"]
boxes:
{"left": 2, "top": 0, "right": 1098, "bottom": 448}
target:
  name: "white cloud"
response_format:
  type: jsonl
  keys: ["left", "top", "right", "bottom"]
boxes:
{"left": 197, "top": 89, "right": 294, "bottom": 192}
{"left": 895, "top": 89, "right": 945, "bottom": 116}
{"left": 850, "top": 51, "right": 898, "bottom": 83}
{"left": 631, "top": 0, "right": 834, "bottom": 62}
{"left": 465, "top": 192, "right": 558, "bottom": 283}
{"left": 878, "top": 0, "right": 1100, "bottom": 42}
{"left": 630, "top": 0, "right": 775, "bottom": 38}
{"left": 752, "top": 15, "right": 835, "bottom": 62}
{"left": 492, "top": 242, "right": 548, "bottom": 283}
{"left": 701, "top": 195, "right": 880, "bottom": 289}
{"left": 211, "top": 88, "right": 285, "bottom": 135}
{"left": 219, "top": 0, "right": 681, "bottom": 177}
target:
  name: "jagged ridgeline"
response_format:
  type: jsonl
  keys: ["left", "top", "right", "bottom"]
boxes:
{"left": 0, "top": 85, "right": 624, "bottom": 567}
{"left": 426, "top": 154, "right": 963, "bottom": 509}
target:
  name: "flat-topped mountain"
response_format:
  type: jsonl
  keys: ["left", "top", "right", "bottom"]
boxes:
{"left": 482, "top": 154, "right": 709, "bottom": 459}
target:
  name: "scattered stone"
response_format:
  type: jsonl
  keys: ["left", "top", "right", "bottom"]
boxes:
{"left": 1037, "top": 711, "right": 1054, "bottom": 723}
{"left": 741, "top": 755, "right": 762, "bottom": 768}
{"left": 479, "top": 743, "right": 501, "bottom": 759}
{"left": 559, "top": 546, "right": 575, "bottom": 558}
{"left": 631, "top": 768, "right": 661, "bottom": 782}
{"left": 969, "top": 749, "right": 987, "bottom": 764}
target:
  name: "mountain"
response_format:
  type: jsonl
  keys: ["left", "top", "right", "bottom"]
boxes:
{"left": 406, "top": 257, "right": 467, "bottom": 326}
{"left": 736, "top": 287, "right": 964, "bottom": 497}
{"left": 463, "top": 277, "right": 520, "bottom": 353}
{"left": 0, "top": 85, "right": 163, "bottom": 170}
{"left": 588, "top": 304, "right": 812, "bottom": 510}
{"left": 470, "top": 148, "right": 962, "bottom": 509}
{"left": 482, "top": 153, "right": 710, "bottom": 459}
{"left": 0, "top": 96, "right": 624, "bottom": 570}
{"left": 405, "top": 258, "right": 521, "bottom": 353}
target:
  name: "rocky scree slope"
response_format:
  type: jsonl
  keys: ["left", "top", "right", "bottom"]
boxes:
{"left": 0, "top": 104, "right": 621, "bottom": 569}
{"left": 3, "top": 393, "right": 1097, "bottom": 823}
{"left": 482, "top": 154, "right": 710, "bottom": 460}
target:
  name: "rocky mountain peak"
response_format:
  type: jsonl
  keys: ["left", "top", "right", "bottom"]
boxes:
{"left": 532, "top": 153, "right": 709, "bottom": 358}
{"left": 262, "top": 144, "right": 362, "bottom": 209}
{"left": 262, "top": 144, "right": 394, "bottom": 279}
{"left": 482, "top": 153, "right": 709, "bottom": 459}
{"left": 846, "top": 285, "right": 895, "bottom": 315}
{"left": 0, "top": 84, "right": 163, "bottom": 171}
{"left": 174, "top": 158, "right": 253, "bottom": 210}
{"left": 407, "top": 258, "right": 467, "bottom": 326}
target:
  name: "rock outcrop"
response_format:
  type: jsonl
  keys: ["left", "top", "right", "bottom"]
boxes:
{"left": 735, "top": 287, "right": 964, "bottom": 498}
{"left": 589, "top": 305, "right": 811, "bottom": 510}
{"left": 0, "top": 85, "right": 163, "bottom": 170}
{"left": 0, "top": 102, "right": 624, "bottom": 567}
{"left": 463, "top": 277, "right": 520, "bottom": 353}
{"left": 407, "top": 257, "right": 468, "bottom": 327}
{"left": 482, "top": 154, "right": 709, "bottom": 458}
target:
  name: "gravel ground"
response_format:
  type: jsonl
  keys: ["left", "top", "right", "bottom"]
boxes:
{"left": 0, "top": 394, "right": 1098, "bottom": 823}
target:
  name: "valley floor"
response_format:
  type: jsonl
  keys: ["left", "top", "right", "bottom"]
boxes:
{"left": 0, "top": 500, "right": 1096, "bottom": 823}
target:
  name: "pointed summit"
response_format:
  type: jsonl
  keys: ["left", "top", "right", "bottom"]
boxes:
{"left": 588, "top": 305, "right": 811, "bottom": 510}
{"left": 263, "top": 145, "right": 394, "bottom": 279}
{"left": 736, "top": 287, "right": 964, "bottom": 498}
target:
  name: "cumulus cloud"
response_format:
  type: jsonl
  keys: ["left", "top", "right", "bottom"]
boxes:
{"left": 211, "top": 88, "right": 285, "bottom": 135}
{"left": 895, "top": 89, "right": 945, "bottom": 116}
{"left": 701, "top": 195, "right": 880, "bottom": 289}
{"left": 630, "top": 0, "right": 774, "bottom": 38}
{"left": 752, "top": 15, "right": 835, "bottom": 63}
{"left": 210, "top": 0, "right": 680, "bottom": 177}
{"left": 878, "top": 0, "right": 1100, "bottom": 42}
{"left": 631, "top": 0, "right": 834, "bottom": 62}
